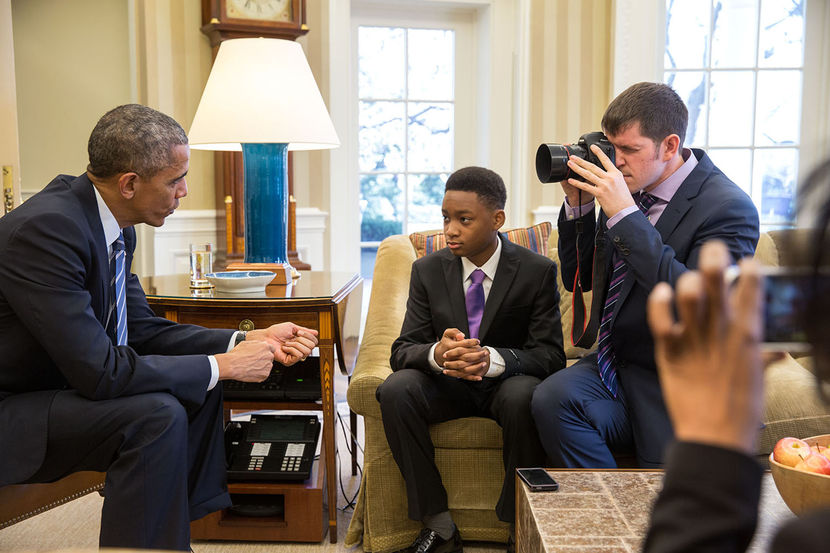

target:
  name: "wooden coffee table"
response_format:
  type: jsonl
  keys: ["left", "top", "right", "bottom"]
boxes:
{"left": 516, "top": 469, "right": 794, "bottom": 553}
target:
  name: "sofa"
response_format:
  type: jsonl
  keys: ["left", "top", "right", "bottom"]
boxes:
{"left": 345, "top": 226, "right": 830, "bottom": 553}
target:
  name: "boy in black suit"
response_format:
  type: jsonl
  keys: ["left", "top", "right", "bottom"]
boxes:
{"left": 377, "top": 166, "right": 566, "bottom": 553}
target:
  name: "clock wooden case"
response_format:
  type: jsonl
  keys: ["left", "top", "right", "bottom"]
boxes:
{"left": 201, "top": 0, "right": 308, "bottom": 45}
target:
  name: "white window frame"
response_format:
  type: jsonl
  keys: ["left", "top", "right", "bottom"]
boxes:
{"left": 353, "top": 13, "right": 475, "bottom": 248}
{"left": 613, "top": 0, "right": 830, "bottom": 228}
{"left": 324, "top": 0, "right": 524, "bottom": 273}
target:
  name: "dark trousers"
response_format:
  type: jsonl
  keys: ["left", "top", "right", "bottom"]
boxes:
{"left": 531, "top": 353, "right": 635, "bottom": 468}
{"left": 377, "top": 369, "right": 546, "bottom": 523}
{"left": 25, "top": 387, "right": 230, "bottom": 551}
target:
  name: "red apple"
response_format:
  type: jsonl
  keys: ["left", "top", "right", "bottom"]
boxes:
{"left": 773, "top": 437, "right": 812, "bottom": 467}
{"left": 794, "top": 452, "right": 830, "bottom": 475}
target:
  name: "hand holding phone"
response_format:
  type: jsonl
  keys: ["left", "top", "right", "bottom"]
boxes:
{"left": 726, "top": 266, "right": 830, "bottom": 352}
{"left": 517, "top": 468, "right": 558, "bottom": 492}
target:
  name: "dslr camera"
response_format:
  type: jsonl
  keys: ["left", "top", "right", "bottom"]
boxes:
{"left": 535, "top": 131, "right": 615, "bottom": 183}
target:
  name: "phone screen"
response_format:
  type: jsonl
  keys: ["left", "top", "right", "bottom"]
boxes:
{"left": 763, "top": 272, "right": 809, "bottom": 345}
{"left": 517, "top": 468, "right": 559, "bottom": 491}
{"left": 726, "top": 267, "right": 829, "bottom": 351}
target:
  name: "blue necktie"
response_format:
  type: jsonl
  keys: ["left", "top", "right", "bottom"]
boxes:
{"left": 109, "top": 232, "right": 128, "bottom": 346}
{"left": 465, "top": 269, "right": 486, "bottom": 339}
{"left": 597, "top": 193, "right": 658, "bottom": 396}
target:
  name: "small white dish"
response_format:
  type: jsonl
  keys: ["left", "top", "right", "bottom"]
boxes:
{"left": 205, "top": 271, "right": 274, "bottom": 293}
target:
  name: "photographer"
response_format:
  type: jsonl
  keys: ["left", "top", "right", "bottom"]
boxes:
{"left": 643, "top": 159, "right": 830, "bottom": 551}
{"left": 530, "top": 82, "right": 759, "bottom": 468}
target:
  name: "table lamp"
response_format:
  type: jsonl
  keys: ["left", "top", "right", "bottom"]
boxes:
{"left": 188, "top": 38, "right": 339, "bottom": 284}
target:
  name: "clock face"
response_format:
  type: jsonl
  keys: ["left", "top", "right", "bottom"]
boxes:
{"left": 225, "top": 0, "right": 292, "bottom": 22}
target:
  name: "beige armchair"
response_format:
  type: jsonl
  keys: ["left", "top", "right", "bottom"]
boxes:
{"left": 345, "top": 229, "right": 830, "bottom": 553}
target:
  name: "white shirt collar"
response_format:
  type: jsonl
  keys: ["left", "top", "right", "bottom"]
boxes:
{"left": 461, "top": 235, "right": 502, "bottom": 283}
{"left": 93, "top": 184, "right": 121, "bottom": 247}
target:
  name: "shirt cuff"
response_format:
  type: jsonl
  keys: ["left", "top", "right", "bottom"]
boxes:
{"left": 484, "top": 346, "right": 505, "bottom": 377}
{"left": 427, "top": 343, "right": 444, "bottom": 373}
{"left": 207, "top": 355, "right": 219, "bottom": 391}
{"left": 228, "top": 331, "right": 241, "bottom": 352}
{"left": 564, "top": 197, "right": 595, "bottom": 220}
{"left": 606, "top": 204, "right": 639, "bottom": 228}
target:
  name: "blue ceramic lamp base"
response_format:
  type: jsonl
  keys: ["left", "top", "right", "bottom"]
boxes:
{"left": 226, "top": 142, "right": 294, "bottom": 285}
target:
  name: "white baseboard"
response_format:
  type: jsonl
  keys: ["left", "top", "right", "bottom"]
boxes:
{"left": 153, "top": 210, "right": 222, "bottom": 276}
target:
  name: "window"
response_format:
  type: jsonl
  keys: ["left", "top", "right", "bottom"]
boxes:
{"left": 664, "top": 0, "right": 805, "bottom": 227}
{"left": 357, "top": 25, "right": 455, "bottom": 278}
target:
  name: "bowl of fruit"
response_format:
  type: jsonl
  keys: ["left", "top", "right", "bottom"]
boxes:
{"left": 769, "top": 434, "right": 830, "bottom": 515}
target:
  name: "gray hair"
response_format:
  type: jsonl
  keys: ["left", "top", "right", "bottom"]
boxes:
{"left": 87, "top": 104, "right": 188, "bottom": 179}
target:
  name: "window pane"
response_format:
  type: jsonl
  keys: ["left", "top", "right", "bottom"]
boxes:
{"left": 708, "top": 148, "right": 752, "bottom": 195}
{"left": 758, "top": 0, "right": 805, "bottom": 68}
{"left": 665, "top": 71, "right": 707, "bottom": 147}
{"left": 360, "top": 174, "right": 404, "bottom": 241}
{"left": 711, "top": 0, "right": 758, "bottom": 68}
{"left": 755, "top": 70, "right": 801, "bottom": 146}
{"left": 408, "top": 102, "right": 453, "bottom": 172}
{"left": 359, "top": 101, "right": 405, "bottom": 172}
{"left": 358, "top": 27, "right": 405, "bottom": 99}
{"left": 709, "top": 71, "right": 755, "bottom": 147}
{"left": 408, "top": 29, "right": 454, "bottom": 101}
{"left": 361, "top": 245, "right": 379, "bottom": 280}
{"left": 754, "top": 148, "right": 798, "bottom": 224}
{"left": 408, "top": 173, "right": 448, "bottom": 232}
{"left": 665, "top": 0, "right": 710, "bottom": 69}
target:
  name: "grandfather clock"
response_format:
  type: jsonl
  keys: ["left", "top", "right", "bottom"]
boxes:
{"left": 200, "top": 0, "right": 311, "bottom": 270}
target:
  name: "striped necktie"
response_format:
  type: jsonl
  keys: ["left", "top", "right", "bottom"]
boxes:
{"left": 109, "top": 232, "right": 128, "bottom": 346}
{"left": 596, "top": 192, "right": 658, "bottom": 396}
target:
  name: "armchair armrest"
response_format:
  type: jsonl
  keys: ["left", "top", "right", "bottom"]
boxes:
{"left": 348, "top": 235, "right": 417, "bottom": 419}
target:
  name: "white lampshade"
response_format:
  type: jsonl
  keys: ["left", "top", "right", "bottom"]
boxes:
{"left": 188, "top": 38, "right": 339, "bottom": 151}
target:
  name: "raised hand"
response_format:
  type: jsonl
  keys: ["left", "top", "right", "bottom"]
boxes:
{"left": 565, "top": 144, "right": 635, "bottom": 218}
{"left": 647, "top": 240, "right": 764, "bottom": 454}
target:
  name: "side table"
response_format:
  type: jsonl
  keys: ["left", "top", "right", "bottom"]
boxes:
{"left": 141, "top": 271, "right": 362, "bottom": 543}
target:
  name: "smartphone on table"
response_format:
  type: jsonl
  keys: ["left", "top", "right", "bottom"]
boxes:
{"left": 517, "top": 468, "right": 559, "bottom": 492}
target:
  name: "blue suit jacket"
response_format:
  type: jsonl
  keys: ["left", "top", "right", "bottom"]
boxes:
{"left": 557, "top": 150, "right": 760, "bottom": 463}
{"left": 0, "top": 173, "right": 234, "bottom": 485}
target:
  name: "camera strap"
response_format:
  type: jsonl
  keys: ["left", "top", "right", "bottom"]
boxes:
{"left": 570, "top": 203, "right": 607, "bottom": 349}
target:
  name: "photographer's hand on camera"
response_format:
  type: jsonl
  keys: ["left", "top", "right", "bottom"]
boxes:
{"left": 566, "top": 144, "right": 635, "bottom": 218}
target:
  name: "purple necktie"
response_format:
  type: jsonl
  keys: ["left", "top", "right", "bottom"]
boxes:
{"left": 465, "top": 269, "right": 486, "bottom": 339}
{"left": 597, "top": 192, "right": 658, "bottom": 396}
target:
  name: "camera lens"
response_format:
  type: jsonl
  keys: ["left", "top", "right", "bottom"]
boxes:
{"left": 536, "top": 143, "right": 585, "bottom": 183}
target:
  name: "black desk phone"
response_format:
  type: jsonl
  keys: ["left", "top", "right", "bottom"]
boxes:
{"left": 225, "top": 414, "right": 321, "bottom": 482}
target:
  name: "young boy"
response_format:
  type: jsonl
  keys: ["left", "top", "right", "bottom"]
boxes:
{"left": 377, "top": 166, "right": 566, "bottom": 553}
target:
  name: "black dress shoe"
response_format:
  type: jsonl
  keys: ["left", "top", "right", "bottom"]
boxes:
{"left": 407, "top": 527, "right": 463, "bottom": 553}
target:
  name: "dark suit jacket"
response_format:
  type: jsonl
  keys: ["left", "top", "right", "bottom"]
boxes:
{"left": 390, "top": 235, "right": 566, "bottom": 380}
{"left": 558, "top": 150, "right": 759, "bottom": 463}
{"left": 0, "top": 173, "right": 235, "bottom": 485}
{"left": 645, "top": 441, "right": 830, "bottom": 552}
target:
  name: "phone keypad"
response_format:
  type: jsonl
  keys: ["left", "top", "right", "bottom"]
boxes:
{"left": 280, "top": 456, "right": 301, "bottom": 472}
{"left": 248, "top": 456, "right": 265, "bottom": 471}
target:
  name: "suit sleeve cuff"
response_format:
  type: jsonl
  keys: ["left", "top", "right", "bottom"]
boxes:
{"left": 606, "top": 205, "right": 639, "bottom": 229}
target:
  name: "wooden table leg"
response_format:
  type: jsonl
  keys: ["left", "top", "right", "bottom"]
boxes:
{"left": 319, "top": 314, "right": 338, "bottom": 543}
